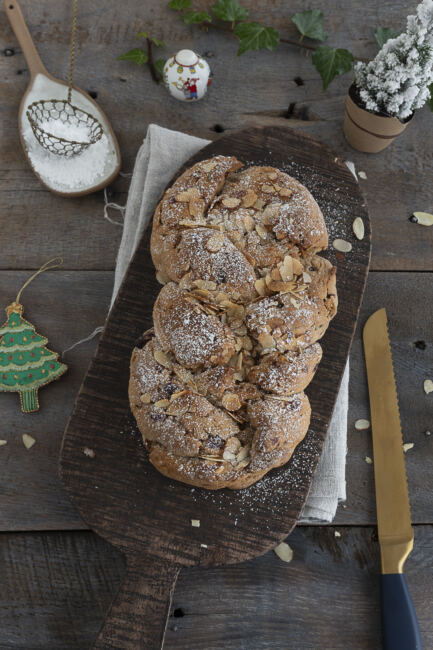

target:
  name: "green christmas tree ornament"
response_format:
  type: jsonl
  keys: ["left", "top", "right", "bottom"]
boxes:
{"left": 0, "top": 258, "right": 68, "bottom": 413}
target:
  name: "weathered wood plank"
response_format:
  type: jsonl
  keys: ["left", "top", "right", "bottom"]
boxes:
{"left": 0, "top": 526, "right": 431, "bottom": 649}
{"left": 0, "top": 0, "right": 431, "bottom": 271}
{"left": 0, "top": 267, "right": 432, "bottom": 532}
{"left": 335, "top": 270, "right": 433, "bottom": 525}
{"left": 0, "top": 271, "right": 113, "bottom": 531}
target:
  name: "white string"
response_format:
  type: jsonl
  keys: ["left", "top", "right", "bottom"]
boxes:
{"left": 103, "top": 187, "right": 126, "bottom": 226}
{"left": 62, "top": 326, "right": 104, "bottom": 357}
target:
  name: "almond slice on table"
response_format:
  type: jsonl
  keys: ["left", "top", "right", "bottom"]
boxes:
{"left": 274, "top": 542, "right": 293, "bottom": 563}
{"left": 413, "top": 211, "right": 433, "bottom": 226}
{"left": 261, "top": 184, "right": 276, "bottom": 194}
{"left": 0, "top": 440, "right": 7, "bottom": 446}
{"left": 333, "top": 239, "right": 352, "bottom": 253}
{"left": 352, "top": 217, "right": 365, "bottom": 240}
{"left": 424, "top": 379, "right": 433, "bottom": 394}
{"left": 355, "top": 418, "right": 370, "bottom": 430}
{"left": 22, "top": 434, "right": 36, "bottom": 450}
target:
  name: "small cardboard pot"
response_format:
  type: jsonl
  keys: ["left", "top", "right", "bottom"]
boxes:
{"left": 343, "top": 85, "right": 410, "bottom": 153}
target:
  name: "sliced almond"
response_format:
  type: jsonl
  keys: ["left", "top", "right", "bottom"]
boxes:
{"left": 413, "top": 211, "right": 433, "bottom": 226}
{"left": 154, "top": 399, "right": 170, "bottom": 409}
{"left": 333, "top": 239, "right": 352, "bottom": 253}
{"left": 365, "top": 456, "right": 373, "bottom": 464}
{"left": 176, "top": 188, "right": 199, "bottom": 202}
{"left": 302, "top": 271, "right": 312, "bottom": 283}
{"left": 253, "top": 198, "right": 265, "bottom": 210}
{"left": 225, "top": 437, "right": 241, "bottom": 454}
{"left": 170, "top": 390, "right": 188, "bottom": 401}
{"left": 22, "top": 434, "right": 36, "bottom": 450}
{"left": 292, "top": 258, "right": 303, "bottom": 275}
{"left": 278, "top": 187, "right": 293, "bottom": 197}
{"left": 222, "top": 392, "right": 242, "bottom": 411}
{"left": 154, "top": 349, "right": 171, "bottom": 368}
{"left": 279, "top": 255, "right": 293, "bottom": 282}
{"left": 255, "top": 223, "right": 268, "bottom": 240}
{"left": 206, "top": 233, "right": 225, "bottom": 253}
{"left": 352, "top": 217, "right": 365, "bottom": 240}
{"left": 242, "top": 189, "right": 258, "bottom": 208}
{"left": 274, "top": 541, "right": 293, "bottom": 563}
{"left": 202, "top": 161, "right": 217, "bottom": 172}
{"left": 223, "top": 449, "right": 237, "bottom": 461}
{"left": 355, "top": 418, "right": 370, "bottom": 430}
{"left": 189, "top": 199, "right": 202, "bottom": 217}
{"left": 222, "top": 197, "right": 241, "bottom": 208}
{"left": 254, "top": 278, "right": 267, "bottom": 296}
{"left": 236, "top": 446, "right": 250, "bottom": 461}
{"left": 0, "top": 440, "right": 7, "bottom": 446}
{"left": 242, "top": 213, "right": 256, "bottom": 231}
{"left": 191, "top": 519, "right": 200, "bottom": 527}
{"left": 261, "top": 184, "right": 276, "bottom": 194}
{"left": 140, "top": 393, "right": 151, "bottom": 404}
{"left": 267, "top": 171, "right": 278, "bottom": 180}
{"left": 403, "top": 442, "right": 414, "bottom": 453}
{"left": 424, "top": 379, "right": 433, "bottom": 394}
{"left": 290, "top": 297, "right": 300, "bottom": 308}
{"left": 258, "top": 332, "right": 275, "bottom": 349}
{"left": 83, "top": 447, "right": 95, "bottom": 458}
{"left": 193, "top": 279, "right": 217, "bottom": 290}
{"left": 179, "top": 219, "right": 204, "bottom": 228}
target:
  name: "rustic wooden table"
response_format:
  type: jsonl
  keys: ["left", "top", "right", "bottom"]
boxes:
{"left": 0, "top": 2, "right": 432, "bottom": 648}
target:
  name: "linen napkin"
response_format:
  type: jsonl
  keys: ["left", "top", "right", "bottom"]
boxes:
{"left": 112, "top": 124, "right": 348, "bottom": 523}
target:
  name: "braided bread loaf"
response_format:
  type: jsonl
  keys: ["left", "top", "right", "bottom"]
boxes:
{"left": 129, "top": 156, "right": 337, "bottom": 489}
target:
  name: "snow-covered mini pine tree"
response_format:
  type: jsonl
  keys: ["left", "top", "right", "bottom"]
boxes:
{"left": 354, "top": 0, "right": 433, "bottom": 120}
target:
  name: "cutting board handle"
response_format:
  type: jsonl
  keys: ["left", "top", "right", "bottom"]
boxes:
{"left": 94, "top": 555, "right": 180, "bottom": 649}
{"left": 3, "top": 0, "right": 48, "bottom": 78}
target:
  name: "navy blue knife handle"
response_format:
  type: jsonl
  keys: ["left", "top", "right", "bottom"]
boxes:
{"left": 381, "top": 574, "right": 422, "bottom": 650}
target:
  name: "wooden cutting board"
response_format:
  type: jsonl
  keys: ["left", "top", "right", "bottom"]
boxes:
{"left": 60, "top": 126, "right": 370, "bottom": 649}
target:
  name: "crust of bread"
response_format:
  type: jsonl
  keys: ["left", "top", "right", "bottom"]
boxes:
{"left": 130, "top": 156, "right": 337, "bottom": 490}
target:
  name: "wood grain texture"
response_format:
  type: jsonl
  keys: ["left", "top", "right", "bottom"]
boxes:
{"left": 0, "top": 526, "right": 431, "bottom": 649}
{"left": 59, "top": 127, "right": 369, "bottom": 646}
{"left": 0, "top": 271, "right": 112, "bottom": 531}
{"left": 0, "top": 0, "right": 431, "bottom": 271}
{"left": 1, "top": 271, "right": 432, "bottom": 534}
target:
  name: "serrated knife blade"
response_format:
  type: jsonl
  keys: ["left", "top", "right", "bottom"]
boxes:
{"left": 363, "top": 308, "right": 422, "bottom": 650}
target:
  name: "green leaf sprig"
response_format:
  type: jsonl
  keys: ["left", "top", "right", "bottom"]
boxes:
{"left": 119, "top": 4, "right": 413, "bottom": 100}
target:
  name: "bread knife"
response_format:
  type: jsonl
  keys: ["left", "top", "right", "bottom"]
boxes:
{"left": 363, "top": 308, "right": 422, "bottom": 650}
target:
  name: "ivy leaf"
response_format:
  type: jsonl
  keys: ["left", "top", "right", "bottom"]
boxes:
{"left": 291, "top": 10, "right": 328, "bottom": 42}
{"left": 212, "top": 0, "right": 249, "bottom": 23}
{"left": 155, "top": 59, "right": 166, "bottom": 76}
{"left": 428, "top": 83, "right": 433, "bottom": 112}
{"left": 182, "top": 10, "right": 212, "bottom": 25}
{"left": 117, "top": 48, "right": 148, "bottom": 65}
{"left": 234, "top": 22, "right": 280, "bottom": 56}
{"left": 374, "top": 26, "right": 402, "bottom": 48}
{"left": 168, "top": 0, "right": 191, "bottom": 9}
{"left": 312, "top": 45, "right": 354, "bottom": 90}
{"left": 136, "top": 31, "right": 148, "bottom": 39}
{"left": 151, "top": 37, "right": 166, "bottom": 48}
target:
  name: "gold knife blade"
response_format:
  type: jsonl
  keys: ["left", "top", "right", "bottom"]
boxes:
{"left": 363, "top": 308, "right": 414, "bottom": 575}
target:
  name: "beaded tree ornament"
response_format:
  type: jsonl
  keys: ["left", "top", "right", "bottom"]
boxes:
{"left": 0, "top": 259, "right": 67, "bottom": 413}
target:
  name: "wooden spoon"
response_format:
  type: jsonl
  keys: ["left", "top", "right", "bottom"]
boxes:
{"left": 3, "top": 0, "right": 121, "bottom": 197}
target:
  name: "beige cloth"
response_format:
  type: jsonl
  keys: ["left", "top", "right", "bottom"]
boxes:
{"left": 113, "top": 124, "right": 348, "bottom": 522}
